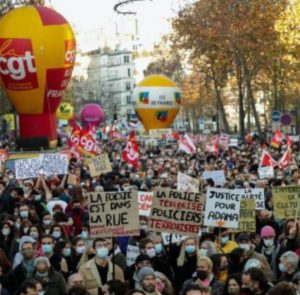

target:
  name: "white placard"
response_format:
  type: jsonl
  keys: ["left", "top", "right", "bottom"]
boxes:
{"left": 236, "top": 188, "right": 265, "bottom": 210}
{"left": 258, "top": 166, "right": 274, "bottom": 179}
{"left": 126, "top": 245, "right": 140, "bottom": 267}
{"left": 203, "top": 170, "right": 226, "bottom": 186}
{"left": 229, "top": 138, "right": 238, "bottom": 147}
{"left": 177, "top": 172, "right": 199, "bottom": 193}
{"left": 138, "top": 191, "right": 153, "bottom": 216}
{"left": 162, "top": 233, "right": 187, "bottom": 245}
{"left": 204, "top": 188, "right": 241, "bottom": 228}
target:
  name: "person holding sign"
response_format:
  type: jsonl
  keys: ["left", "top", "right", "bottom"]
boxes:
{"left": 79, "top": 238, "right": 124, "bottom": 295}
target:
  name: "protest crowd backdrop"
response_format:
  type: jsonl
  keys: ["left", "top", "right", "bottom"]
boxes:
{"left": 0, "top": 128, "right": 299, "bottom": 295}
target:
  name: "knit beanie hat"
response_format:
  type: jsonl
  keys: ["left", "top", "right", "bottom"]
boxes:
{"left": 137, "top": 266, "right": 156, "bottom": 282}
{"left": 260, "top": 225, "right": 276, "bottom": 238}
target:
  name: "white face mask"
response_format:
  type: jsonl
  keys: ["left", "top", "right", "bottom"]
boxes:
{"left": 200, "top": 248, "right": 208, "bottom": 256}
{"left": 263, "top": 239, "right": 274, "bottom": 248}
{"left": 239, "top": 243, "right": 251, "bottom": 252}
{"left": 146, "top": 248, "right": 156, "bottom": 258}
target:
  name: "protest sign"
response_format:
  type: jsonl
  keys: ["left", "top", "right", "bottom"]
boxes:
{"left": 149, "top": 129, "right": 172, "bottom": 138}
{"left": 149, "top": 188, "right": 205, "bottom": 236}
{"left": 87, "top": 191, "right": 140, "bottom": 237}
{"left": 203, "top": 170, "right": 226, "bottom": 186}
{"left": 67, "top": 173, "right": 78, "bottom": 186}
{"left": 126, "top": 245, "right": 140, "bottom": 267}
{"left": 258, "top": 166, "right": 274, "bottom": 179}
{"left": 237, "top": 199, "right": 256, "bottom": 232}
{"left": 229, "top": 138, "right": 238, "bottom": 147}
{"left": 39, "top": 153, "right": 69, "bottom": 176}
{"left": 177, "top": 172, "right": 199, "bottom": 193}
{"left": 88, "top": 153, "right": 112, "bottom": 177}
{"left": 273, "top": 186, "right": 300, "bottom": 220}
{"left": 15, "top": 156, "right": 44, "bottom": 179}
{"left": 204, "top": 188, "right": 241, "bottom": 228}
{"left": 162, "top": 233, "right": 187, "bottom": 245}
{"left": 138, "top": 191, "right": 153, "bottom": 216}
{"left": 236, "top": 188, "right": 265, "bottom": 210}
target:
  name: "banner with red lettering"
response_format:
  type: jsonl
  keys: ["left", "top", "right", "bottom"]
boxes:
{"left": 138, "top": 191, "right": 153, "bottom": 216}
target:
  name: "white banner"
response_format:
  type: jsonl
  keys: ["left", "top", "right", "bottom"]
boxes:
{"left": 236, "top": 188, "right": 265, "bottom": 210}
{"left": 258, "top": 166, "right": 274, "bottom": 179}
{"left": 204, "top": 188, "right": 241, "bottom": 228}
{"left": 203, "top": 170, "right": 226, "bottom": 186}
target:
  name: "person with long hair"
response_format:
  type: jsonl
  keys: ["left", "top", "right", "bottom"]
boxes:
{"left": 155, "top": 271, "right": 174, "bottom": 295}
{"left": 173, "top": 237, "right": 200, "bottom": 293}
{"left": 0, "top": 222, "right": 14, "bottom": 258}
{"left": 223, "top": 274, "right": 243, "bottom": 295}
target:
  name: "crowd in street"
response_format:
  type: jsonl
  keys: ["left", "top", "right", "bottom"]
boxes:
{"left": 0, "top": 132, "right": 299, "bottom": 295}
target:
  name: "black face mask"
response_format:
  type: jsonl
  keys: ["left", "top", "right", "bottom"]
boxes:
{"left": 197, "top": 270, "right": 208, "bottom": 280}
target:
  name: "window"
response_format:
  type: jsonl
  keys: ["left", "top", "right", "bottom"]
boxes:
{"left": 128, "top": 68, "right": 131, "bottom": 77}
{"left": 124, "top": 55, "right": 130, "bottom": 63}
{"left": 126, "top": 95, "right": 131, "bottom": 104}
{"left": 125, "top": 82, "right": 131, "bottom": 91}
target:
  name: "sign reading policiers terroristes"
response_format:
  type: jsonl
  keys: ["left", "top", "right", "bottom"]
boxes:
{"left": 204, "top": 188, "right": 241, "bottom": 229}
{"left": 273, "top": 186, "right": 300, "bottom": 220}
{"left": 87, "top": 191, "right": 140, "bottom": 238}
{"left": 149, "top": 188, "right": 205, "bottom": 237}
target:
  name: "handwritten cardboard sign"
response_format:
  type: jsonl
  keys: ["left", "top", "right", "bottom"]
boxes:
{"left": 149, "top": 188, "right": 205, "bottom": 236}
{"left": 177, "top": 172, "right": 199, "bottom": 193}
{"left": 87, "top": 191, "right": 140, "bottom": 237}
{"left": 138, "top": 191, "right": 153, "bottom": 216}
{"left": 204, "top": 188, "right": 241, "bottom": 229}
{"left": 237, "top": 199, "right": 256, "bottom": 232}
{"left": 88, "top": 153, "right": 112, "bottom": 177}
{"left": 273, "top": 186, "right": 300, "bottom": 220}
{"left": 236, "top": 188, "right": 265, "bottom": 210}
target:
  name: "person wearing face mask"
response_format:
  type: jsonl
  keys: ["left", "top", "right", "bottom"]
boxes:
{"left": 68, "top": 237, "right": 87, "bottom": 273}
{"left": 256, "top": 226, "right": 279, "bottom": 278}
{"left": 0, "top": 222, "right": 14, "bottom": 258}
{"left": 139, "top": 237, "right": 173, "bottom": 282}
{"left": 173, "top": 238, "right": 200, "bottom": 293}
{"left": 49, "top": 224, "right": 67, "bottom": 242}
{"left": 33, "top": 256, "right": 67, "bottom": 295}
{"left": 65, "top": 199, "right": 87, "bottom": 236}
{"left": 155, "top": 271, "right": 174, "bottom": 295}
{"left": 79, "top": 238, "right": 124, "bottom": 295}
{"left": 200, "top": 241, "right": 220, "bottom": 257}
{"left": 278, "top": 251, "right": 299, "bottom": 282}
{"left": 104, "top": 238, "right": 127, "bottom": 274}
{"left": 224, "top": 274, "right": 243, "bottom": 295}
{"left": 181, "top": 257, "right": 224, "bottom": 295}
{"left": 236, "top": 233, "right": 273, "bottom": 282}
{"left": 41, "top": 235, "right": 68, "bottom": 276}
{"left": 214, "top": 228, "right": 238, "bottom": 254}
{"left": 4, "top": 237, "right": 36, "bottom": 294}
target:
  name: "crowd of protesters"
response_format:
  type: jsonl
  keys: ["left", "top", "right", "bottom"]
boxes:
{"left": 0, "top": 131, "right": 300, "bottom": 295}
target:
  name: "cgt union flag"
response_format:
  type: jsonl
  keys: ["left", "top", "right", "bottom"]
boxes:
{"left": 122, "top": 131, "right": 140, "bottom": 168}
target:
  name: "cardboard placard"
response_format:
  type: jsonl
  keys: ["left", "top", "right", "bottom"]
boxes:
{"left": 177, "top": 172, "right": 199, "bottom": 193}
{"left": 88, "top": 153, "right": 112, "bottom": 177}
{"left": 67, "top": 173, "right": 78, "bottom": 186}
{"left": 273, "top": 186, "right": 300, "bottom": 220}
{"left": 204, "top": 188, "right": 241, "bottom": 229}
{"left": 237, "top": 199, "right": 256, "bottom": 232}
{"left": 258, "top": 166, "right": 274, "bottom": 179}
{"left": 138, "top": 191, "right": 153, "bottom": 216}
{"left": 203, "top": 170, "right": 226, "bottom": 186}
{"left": 236, "top": 188, "right": 265, "bottom": 210}
{"left": 149, "top": 188, "right": 205, "bottom": 236}
{"left": 87, "top": 191, "right": 140, "bottom": 237}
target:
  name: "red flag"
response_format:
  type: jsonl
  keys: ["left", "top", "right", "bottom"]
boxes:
{"left": 286, "top": 135, "right": 293, "bottom": 147}
{"left": 78, "top": 128, "right": 98, "bottom": 157}
{"left": 271, "top": 129, "right": 283, "bottom": 148}
{"left": 259, "top": 150, "right": 277, "bottom": 167}
{"left": 278, "top": 148, "right": 291, "bottom": 170}
{"left": 163, "top": 131, "right": 180, "bottom": 141}
{"left": 122, "top": 131, "right": 140, "bottom": 168}
{"left": 178, "top": 133, "right": 196, "bottom": 155}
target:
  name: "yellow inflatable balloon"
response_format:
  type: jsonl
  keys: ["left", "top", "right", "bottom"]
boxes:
{"left": 132, "top": 75, "right": 181, "bottom": 131}
{"left": 57, "top": 102, "right": 74, "bottom": 120}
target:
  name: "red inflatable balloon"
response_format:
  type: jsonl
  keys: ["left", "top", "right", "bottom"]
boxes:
{"left": 80, "top": 104, "right": 104, "bottom": 128}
